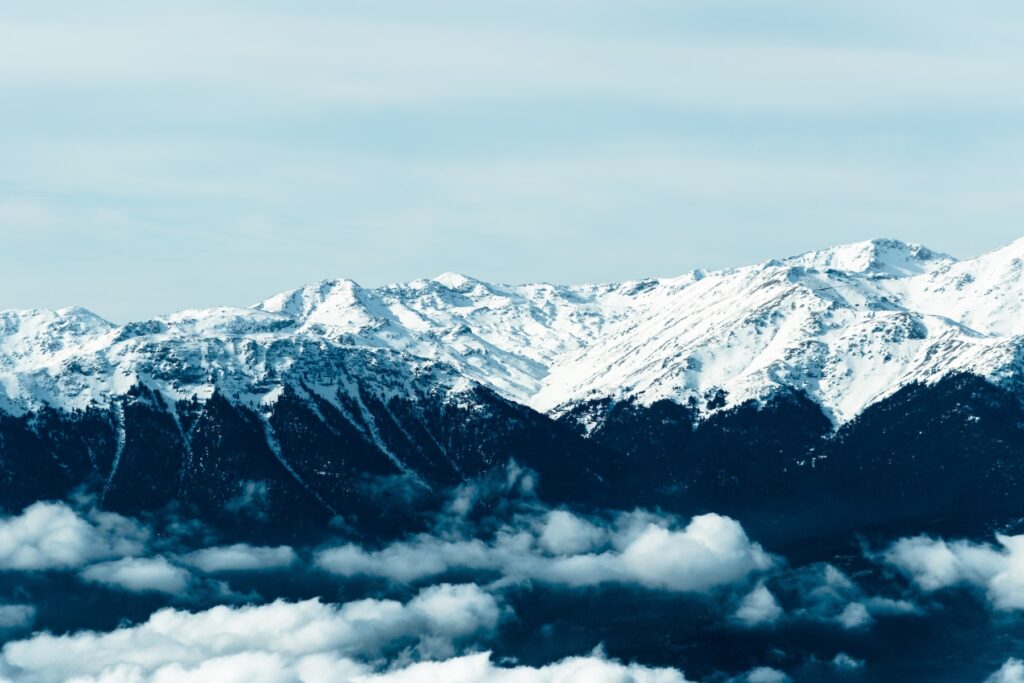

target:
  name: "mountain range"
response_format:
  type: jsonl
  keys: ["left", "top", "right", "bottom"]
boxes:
{"left": 4, "top": 237, "right": 1024, "bottom": 541}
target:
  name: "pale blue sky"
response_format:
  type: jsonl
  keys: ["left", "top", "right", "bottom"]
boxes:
{"left": 2, "top": 1, "right": 1023, "bottom": 321}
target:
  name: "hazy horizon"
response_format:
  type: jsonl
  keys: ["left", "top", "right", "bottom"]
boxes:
{"left": 3, "top": 1, "right": 1024, "bottom": 320}
{"left": 5, "top": 234, "right": 1019, "bottom": 323}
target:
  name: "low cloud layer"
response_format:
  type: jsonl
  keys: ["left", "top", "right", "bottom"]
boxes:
{"left": 0, "top": 502, "right": 147, "bottom": 570}
{"left": 0, "top": 501, "right": 309, "bottom": 604}
{"left": 317, "top": 510, "right": 773, "bottom": 592}
{"left": 183, "top": 544, "right": 297, "bottom": 573}
{"left": 80, "top": 556, "right": 191, "bottom": 595}
{"left": 988, "top": 659, "right": 1024, "bottom": 683}
{"left": 0, "top": 583, "right": 503, "bottom": 683}
{"left": 0, "top": 649, "right": 695, "bottom": 683}
{"left": 355, "top": 651, "right": 693, "bottom": 683}
{"left": 884, "top": 533, "right": 1024, "bottom": 610}
{"left": 1, "top": 488, "right": 982, "bottom": 681}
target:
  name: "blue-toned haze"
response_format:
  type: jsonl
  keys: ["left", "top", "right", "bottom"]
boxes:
{"left": 1, "top": 0, "right": 1022, "bottom": 320}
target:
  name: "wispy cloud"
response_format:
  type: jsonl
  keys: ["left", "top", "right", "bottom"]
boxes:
{"left": 1, "top": 4, "right": 1021, "bottom": 113}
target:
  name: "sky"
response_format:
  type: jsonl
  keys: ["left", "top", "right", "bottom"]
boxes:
{"left": 1, "top": 0, "right": 1023, "bottom": 322}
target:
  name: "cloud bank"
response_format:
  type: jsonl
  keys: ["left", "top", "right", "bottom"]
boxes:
{"left": 0, "top": 502, "right": 147, "bottom": 571}
{"left": 884, "top": 533, "right": 1024, "bottom": 610}
{"left": 0, "top": 650, "right": 695, "bottom": 683}
{"left": 317, "top": 510, "right": 773, "bottom": 592}
{"left": 183, "top": 544, "right": 297, "bottom": 573}
{"left": 354, "top": 651, "right": 693, "bottom": 683}
{"left": 80, "top": 557, "right": 191, "bottom": 595}
{"left": 0, "top": 584, "right": 502, "bottom": 683}
{"left": 0, "top": 580, "right": 697, "bottom": 682}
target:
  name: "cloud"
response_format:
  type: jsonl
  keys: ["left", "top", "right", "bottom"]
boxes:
{"left": 883, "top": 533, "right": 1024, "bottom": 610}
{"left": 734, "top": 584, "right": 783, "bottom": 626}
{"left": 223, "top": 481, "right": 271, "bottom": 522}
{"left": 0, "top": 583, "right": 502, "bottom": 683}
{"left": 317, "top": 511, "right": 773, "bottom": 592}
{"left": 537, "top": 509, "right": 605, "bottom": 555}
{"left": 0, "top": 605, "right": 35, "bottom": 631}
{"left": 884, "top": 536, "right": 969, "bottom": 591}
{"left": 774, "top": 564, "right": 918, "bottom": 631}
{"left": 3, "top": 650, "right": 696, "bottom": 683}
{"left": 138, "top": 651, "right": 295, "bottom": 683}
{"left": 616, "top": 515, "right": 772, "bottom": 591}
{"left": 0, "top": 502, "right": 147, "bottom": 570}
{"left": 1, "top": 4, "right": 1021, "bottom": 115}
{"left": 356, "top": 651, "right": 693, "bottom": 683}
{"left": 743, "top": 667, "right": 790, "bottom": 683}
{"left": 835, "top": 602, "right": 871, "bottom": 629}
{"left": 183, "top": 544, "right": 297, "bottom": 573}
{"left": 80, "top": 556, "right": 191, "bottom": 595}
{"left": 988, "top": 659, "right": 1024, "bottom": 683}
{"left": 405, "top": 583, "right": 502, "bottom": 644}
{"left": 831, "top": 653, "right": 865, "bottom": 672}
{"left": 861, "top": 596, "right": 918, "bottom": 616}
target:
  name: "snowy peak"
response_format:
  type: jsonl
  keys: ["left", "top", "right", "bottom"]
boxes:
{"left": 783, "top": 238, "right": 955, "bottom": 278}
{"left": 1, "top": 237, "right": 1023, "bottom": 426}
{"left": 0, "top": 307, "right": 114, "bottom": 368}
{"left": 899, "top": 236, "right": 1024, "bottom": 337}
{"left": 431, "top": 272, "right": 483, "bottom": 291}
{"left": 258, "top": 278, "right": 363, "bottom": 321}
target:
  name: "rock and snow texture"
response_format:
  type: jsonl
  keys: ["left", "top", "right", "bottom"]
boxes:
{"left": 2, "top": 237, "right": 1024, "bottom": 424}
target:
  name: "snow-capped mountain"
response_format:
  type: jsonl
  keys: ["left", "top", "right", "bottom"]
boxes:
{"left": 533, "top": 238, "right": 1024, "bottom": 422}
{"left": 4, "top": 237, "right": 1024, "bottom": 538}
{"left": 3, "top": 237, "right": 1023, "bottom": 425}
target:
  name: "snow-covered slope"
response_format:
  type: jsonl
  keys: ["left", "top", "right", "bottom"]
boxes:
{"left": 2, "top": 238, "right": 1023, "bottom": 424}
{"left": 533, "top": 239, "right": 1022, "bottom": 422}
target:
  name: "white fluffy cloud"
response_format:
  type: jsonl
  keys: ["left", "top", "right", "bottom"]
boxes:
{"left": 537, "top": 510, "right": 605, "bottom": 556}
{"left": 183, "top": 544, "right": 297, "bottom": 573}
{"left": 0, "top": 583, "right": 503, "bottom": 683}
{"left": 835, "top": 602, "right": 871, "bottom": 629}
{"left": 0, "top": 650, "right": 696, "bottom": 683}
{"left": 80, "top": 557, "right": 191, "bottom": 595}
{"left": 884, "top": 533, "right": 1024, "bottom": 610}
{"left": 0, "top": 502, "right": 147, "bottom": 570}
{"left": 734, "top": 584, "right": 783, "bottom": 626}
{"left": 317, "top": 511, "right": 773, "bottom": 592}
{"left": 743, "top": 667, "right": 789, "bottom": 683}
{"left": 831, "top": 653, "right": 865, "bottom": 672}
{"left": 988, "top": 659, "right": 1024, "bottom": 683}
{"left": 356, "top": 651, "right": 693, "bottom": 683}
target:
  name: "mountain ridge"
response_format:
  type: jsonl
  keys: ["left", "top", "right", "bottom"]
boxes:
{"left": 2, "top": 237, "right": 1022, "bottom": 426}
{"left": 4, "top": 237, "right": 1024, "bottom": 540}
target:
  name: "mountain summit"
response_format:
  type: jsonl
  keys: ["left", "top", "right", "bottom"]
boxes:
{"left": 783, "top": 238, "right": 954, "bottom": 277}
